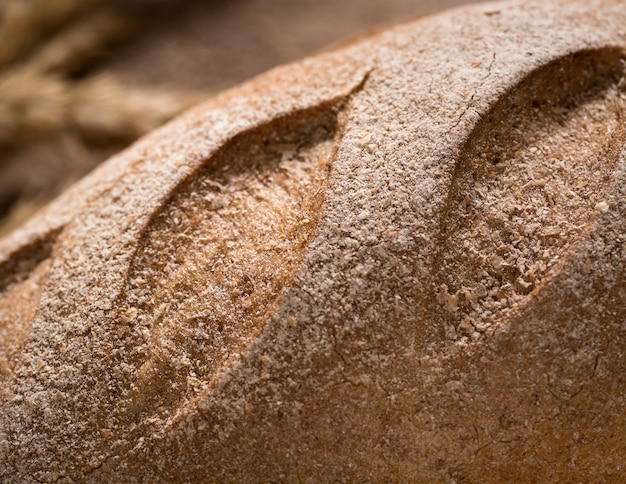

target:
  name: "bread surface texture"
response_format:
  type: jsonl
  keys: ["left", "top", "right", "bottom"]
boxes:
{"left": 1, "top": 0, "right": 626, "bottom": 481}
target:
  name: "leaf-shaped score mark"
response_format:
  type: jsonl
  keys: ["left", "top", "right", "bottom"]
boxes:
{"left": 0, "top": 233, "right": 59, "bottom": 386}
{"left": 110, "top": 102, "right": 343, "bottom": 433}
{"left": 430, "top": 48, "right": 626, "bottom": 343}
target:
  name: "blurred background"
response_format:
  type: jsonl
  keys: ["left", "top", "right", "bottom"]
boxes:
{"left": 0, "top": 0, "right": 481, "bottom": 236}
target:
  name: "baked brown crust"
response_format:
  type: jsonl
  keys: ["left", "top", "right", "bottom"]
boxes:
{"left": 2, "top": 0, "right": 626, "bottom": 481}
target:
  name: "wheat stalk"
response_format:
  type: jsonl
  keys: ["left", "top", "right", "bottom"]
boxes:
{"left": 32, "top": 10, "right": 131, "bottom": 74}
{"left": 0, "top": 66, "right": 70, "bottom": 143}
{"left": 0, "top": 70, "right": 206, "bottom": 145}
{"left": 71, "top": 76, "right": 206, "bottom": 142}
{"left": 0, "top": 0, "right": 209, "bottom": 235}
{"left": 0, "top": 0, "right": 102, "bottom": 68}
{"left": 0, "top": 4, "right": 207, "bottom": 145}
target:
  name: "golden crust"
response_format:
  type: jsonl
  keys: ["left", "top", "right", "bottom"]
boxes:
{"left": 1, "top": 0, "right": 626, "bottom": 481}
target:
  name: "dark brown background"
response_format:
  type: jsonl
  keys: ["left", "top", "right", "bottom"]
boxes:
{"left": 106, "top": 0, "right": 480, "bottom": 91}
{"left": 0, "top": 0, "right": 482, "bottom": 234}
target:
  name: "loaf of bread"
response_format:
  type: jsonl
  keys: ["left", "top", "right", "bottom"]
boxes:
{"left": 1, "top": 0, "right": 626, "bottom": 481}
